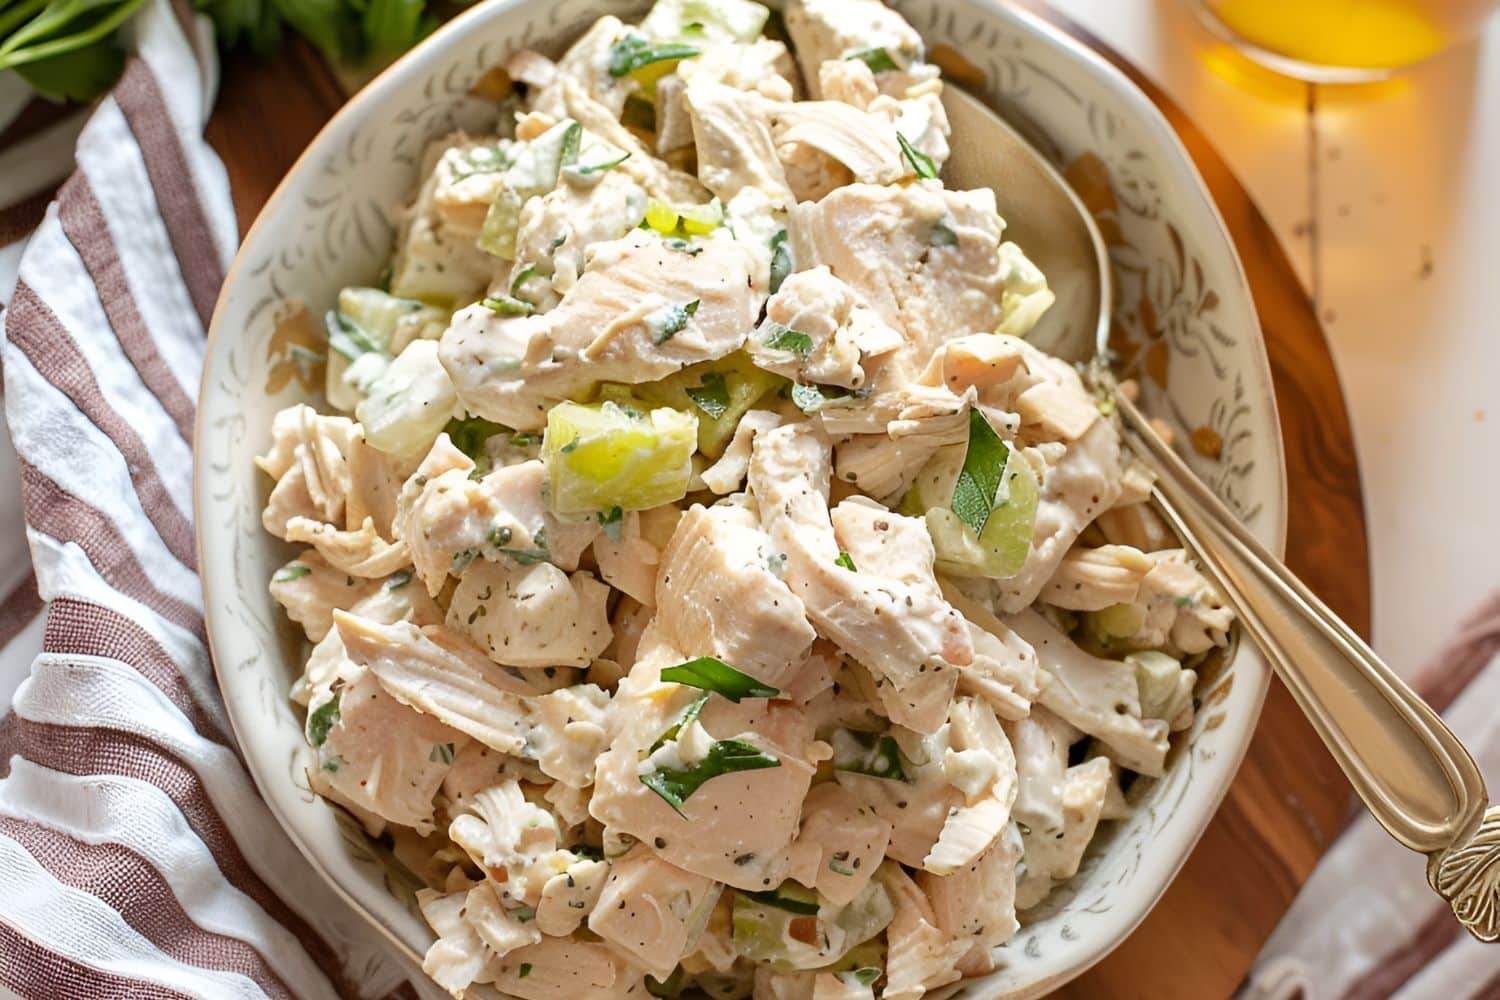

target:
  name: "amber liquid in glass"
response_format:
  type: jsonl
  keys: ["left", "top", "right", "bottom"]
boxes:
{"left": 1195, "top": 0, "right": 1497, "bottom": 80}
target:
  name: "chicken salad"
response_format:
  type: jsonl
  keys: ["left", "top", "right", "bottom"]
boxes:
{"left": 256, "top": 1, "right": 1235, "bottom": 996}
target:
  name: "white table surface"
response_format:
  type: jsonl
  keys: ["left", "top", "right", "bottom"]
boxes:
{"left": 1, "top": 5, "right": 1496, "bottom": 696}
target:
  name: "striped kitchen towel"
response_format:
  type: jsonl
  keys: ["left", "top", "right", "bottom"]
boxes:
{"left": 0, "top": 3, "right": 429, "bottom": 997}
{"left": 1241, "top": 595, "right": 1500, "bottom": 1000}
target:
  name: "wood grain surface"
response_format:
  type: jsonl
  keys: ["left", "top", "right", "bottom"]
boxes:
{"left": 203, "top": 9, "right": 1371, "bottom": 995}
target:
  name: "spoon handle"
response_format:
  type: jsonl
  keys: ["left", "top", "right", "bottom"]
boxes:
{"left": 1115, "top": 394, "right": 1500, "bottom": 941}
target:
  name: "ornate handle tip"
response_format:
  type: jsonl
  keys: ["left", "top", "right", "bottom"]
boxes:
{"left": 1432, "top": 805, "right": 1500, "bottom": 942}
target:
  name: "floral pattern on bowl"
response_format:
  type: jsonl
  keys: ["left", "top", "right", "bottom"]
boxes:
{"left": 195, "top": 1, "right": 1286, "bottom": 995}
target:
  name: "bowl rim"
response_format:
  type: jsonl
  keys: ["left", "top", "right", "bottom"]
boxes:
{"left": 194, "top": 0, "right": 1289, "bottom": 991}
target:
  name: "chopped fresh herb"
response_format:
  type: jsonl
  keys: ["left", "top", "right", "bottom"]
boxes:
{"left": 607, "top": 35, "right": 701, "bottom": 77}
{"left": 684, "top": 372, "right": 730, "bottom": 420}
{"left": 765, "top": 552, "right": 787, "bottom": 577}
{"left": 558, "top": 120, "right": 583, "bottom": 168}
{"left": 762, "top": 324, "right": 814, "bottom": 357}
{"left": 641, "top": 739, "right": 780, "bottom": 815}
{"left": 513, "top": 905, "right": 536, "bottom": 923}
{"left": 661, "top": 656, "right": 780, "bottom": 702}
{"left": 499, "top": 546, "right": 550, "bottom": 566}
{"left": 429, "top": 742, "right": 455, "bottom": 764}
{"left": 648, "top": 299, "right": 700, "bottom": 344}
{"left": 834, "top": 551, "right": 857, "bottom": 572}
{"left": 791, "top": 383, "right": 863, "bottom": 413}
{"left": 848, "top": 967, "right": 881, "bottom": 987}
{"left": 509, "top": 264, "right": 538, "bottom": 298}
{"left": 950, "top": 409, "right": 1009, "bottom": 536}
{"left": 930, "top": 220, "right": 959, "bottom": 247}
{"left": 898, "top": 132, "right": 939, "bottom": 179}
{"left": 307, "top": 696, "right": 341, "bottom": 747}
{"left": 663, "top": 237, "right": 702, "bottom": 255}
{"left": 444, "top": 415, "right": 507, "bottom": 461}
{"left": 769, "top": 229, "right": 792, "bottom": 293}
{"left": 273, "top": 563, "right": 311, "bottom": 583}
{"left": 451, "top": 547, "right": 480, "bottom": 574}
{"left": 452, "top": 144, "right": 511, "bottom": 179}
{"left": 384, "top": 570, "right": 412, "bottom": 591}
{"left": 487, "top": 526, "right": 513, "bottom": 550}
{"left": 324, "top": 310, "right": 380, "bottom": 361}
{"left": 569, "top": 151, "right": 631, "bottom": 175}
{"left": 741, "top": 884, "right": 820, "bottom": 915}
{"left": 651, "top": 693, "right": 708, "bottom": 754}
{"left": 518, "top": 963, "right": 532, "bottom": 979}
{"left": 1174, "top": 594, "right": 1196, "bottom": 608}
{"left": 481, "top": 295, "right": 534, "bottom": 316}
{"left": 599, "top": 505, "right": 624, "bottom": 542}
{"left": 846, "top": 46, "right": 899, "bottom": 72}
{"left": 321, "top": 756, "right": 343, "bottom": 773}
{"left": 828, "top": 856, "right": 855, "bottom": 876}
{"left": 833, "top": 728, "right": 909, "bottom": 781}
{"left": 510, "top": 432, "right": 542, "bottom": 447}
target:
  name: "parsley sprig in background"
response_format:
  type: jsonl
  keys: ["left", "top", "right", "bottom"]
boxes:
{"left": 0, "top": 0, "right": 459, "bottom": 103}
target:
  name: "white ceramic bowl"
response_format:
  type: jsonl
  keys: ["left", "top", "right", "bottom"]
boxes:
{"left": 196, "top": 1, "right": 1286, "bottom": 995}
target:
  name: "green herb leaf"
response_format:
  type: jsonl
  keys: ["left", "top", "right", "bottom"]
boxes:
{"left": 481, "top": 295, "right": 535, "bottom": 316}
{"left": 828, "top": 855, "right": 855, "bottom": 876}
{"left": 325, "top": 310, "right": 379, "bottom": 361}
{"left": 273, "top": 563, "right": 311, "bottom": 583}
{"left": 509, "top": 264, "right": 538, "bottom": 298}
{"left": 569, "top": 151, "right": 631, "bottom": 176}
{"left": 661, "top": 656, "right": 780, "bottom": 702}
{"left": 898, "top": 132, "right": 938, "bottom": 179}
{"left": 651, "top": 693, "right": 709, "bottom": 753}
{"left": 444, "top": 415, "right": 507, "bottom": 461}
{"left": 510, "top": 432, "right": 542, "bottom": 447}
{"left": 518, "top": 963, "right": 532, "bottom": 979}
{"left": 930, "top": 220, "right": 959, "bottom": 247}
{"left": 663, "top": 237, "right": 701, "bottom": 255}
{"left": 684, "top": 372, "right": 730, "bottom": 420}
{"left": 640, "top": 739, "right": 780, "bottom": 815}
{"left": 834, "top": 551, "right": 857, "bottom": 572}
{"left": 308, "top": 695, "right": 341, "bottom": 747}
{"left": 769, "top": 229, "right": 791, "bottom": 293}
{"left": 791, "top": 383, "right": 863, "bottom": 414}
{"left": 832, "top": 728, "right": 909, "bottom": 781}
{"left": 845, "top": 46, "right": 899, "bottom": 72}
{"left": 762, "top": 324, "right": 813, "bottom": 357}
{"left": 649, "top": 299, "right": 700, "bottom": 344}
{"left": 741, "top": 885, "right": 820, "bottom": 915}
{"left": 847, "top": 967, "right": 881, "bottom": 987}
{"left": 950, "top": 409, "right": 1009, "bottom": 536}
{"left": 599, "top": 505, "right": 624, "bottom": 542}
{"left": 321, "top": 755, "right": 343, "bottom": 773}
{"left": 607, "top": 35, "right": 700, "bottom": 77}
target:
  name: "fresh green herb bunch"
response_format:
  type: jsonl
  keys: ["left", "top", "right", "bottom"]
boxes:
{"left": 0, "top": 0, "right": 456, "bottom": 104}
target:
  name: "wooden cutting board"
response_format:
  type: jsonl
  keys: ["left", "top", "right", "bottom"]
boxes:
{"left": 204, "top": 9, "right": 1369, "bottom": 994}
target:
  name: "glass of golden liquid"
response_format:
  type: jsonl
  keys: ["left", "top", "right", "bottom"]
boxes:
{"left": 1191, "top": 0, "right": 1500, "bottom": 81}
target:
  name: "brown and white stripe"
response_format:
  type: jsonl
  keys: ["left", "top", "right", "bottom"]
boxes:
{"left": 0, "top": 2, "right": 416, "bottom": 997}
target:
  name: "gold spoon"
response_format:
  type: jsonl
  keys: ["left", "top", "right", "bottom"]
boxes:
{"left": 940, "top": 86, "right": 1500, "bottom": 941}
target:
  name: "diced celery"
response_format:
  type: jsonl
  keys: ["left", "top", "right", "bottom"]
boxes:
{"left": 920, "top": 444, "right": 1039, "bottom": 579}
{"left": 1127, "top": 650, "right": 1189, "bottom": 721}
{"left": 325, "top": 288, "right": 448, "bottom": 412}
{"left": 543, "top": 399, "right": 697, "bottom": 514}
{"left": 627, "top": 353, "right": 785, "bottom": 458}
{"left": 643, "top": 199, "right": 722, "bottom": 239}
{"left": 1084, "top": 602, "right": 1147, "bottom": 650}
{"left": 355, "top": 340, "right": 458, "bottom": 458}
{"left": 477, "top": 119, "right": 581, "bottom": 259}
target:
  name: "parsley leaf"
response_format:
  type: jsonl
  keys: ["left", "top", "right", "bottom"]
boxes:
{"left": 557, "top": 120, "right": 582, "bottom": 168}
{"left": 661, "top": 656, "right": 780, "bottom": 702}
{"left": 444, "top": 415, "right": 507, "bottom": 462}
{"left": 741, "top": 885, "right": 820, "bottom": 915}
{"left": 641, "top": 739, "right": 780, "bottom": 815}
{"left": 791, "top": 383, "right": 863, "bottom": 414}
{"left": 607, "top": 36, "right": 701, "bottom": 77}
{"left": 272, "top": 563, "right": 311, "bottom": 583}
{"left": 481, "top": 295, "right": 534, "bottom": 316}
{"left": 930, "top": 220, "right": 959, "bottom": 247}
{"left": 307, "top": 695, "right": 341, "bottom": 747}
{"left": 846, "top": 46, "right": 899, "bottom": 72}
{"left": 599, "top": 505, "right": 624, "bottom": 542}
{"left": 898, "top": 132, "right": 939, "bottom": 179}
{"left": 762, "top": 324, "right": 813, "bottom": 357}
{"left": 651, "top": 693, "right": 709, "bottom": 754}
{"left": 684, "top": 372, "right": 730, "bottom": 420}
{"left": 834, "top": 551, "right": 857, "bottom": 572}
{"left": 950, "top": 409, "right": 1009, "bottom": 536}
{"left": 832, "top": 728, "right": 909, "bottom": 781}
{"left": 648, "top": 299, "right": 700, "bottom": 344}
{"left": 769, "top": 229, "right": 792, "bottom": 293}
